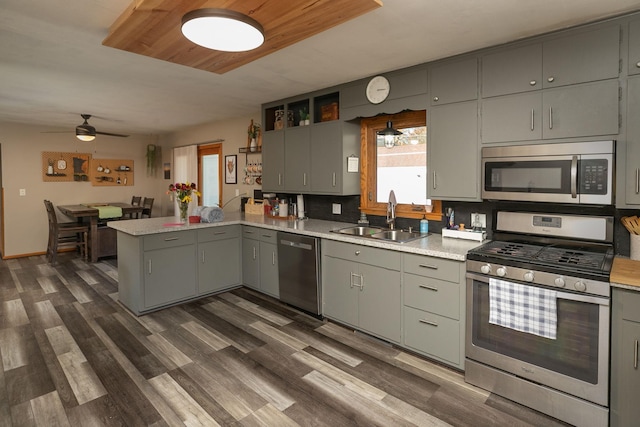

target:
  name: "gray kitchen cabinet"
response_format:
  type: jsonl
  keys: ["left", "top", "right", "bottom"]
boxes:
{"left": 242, "top": 226, "right": 279, "bottom": 297}
{"left": 542, "top": 24, "right": 620, "bottom": 89}
{"left": 625, "top": 76, "right": 640, "bottom": 205}
{"left": 482, "top": 44, "right": 543, "bottom": 98}
{"left": 629, "top": 19, "right": 640, "bottom": 76}
{"left": 310, "top": 120, "right": 360, "bottom": 195}
{"left": 430, "top": 57, "right": 478, "bottom": 106}
{"left": 284, "top": 125, "right": 311, "bottom": 192}
{"left": 322, "top": 240, "right": 402, "bottom": 343}
{"left": 610, "top": 288, "right": 640, "bottom": 426}
{"left": 541, "top": 79, "right": 619, "bottom": 139}
{"left": 428, "top": 100, "right": 479, "bottom": 201}
{"left": 261, "top": 130, "right": 285, "bottom": 192}
{"left": 198, "top": 225, "right": 241, "bottom": 295}
{"left": 402, "top": 253, "right": 465, "bottom": 369}
{"left": 482, "top": 79, "right": 619, "bottom": 144}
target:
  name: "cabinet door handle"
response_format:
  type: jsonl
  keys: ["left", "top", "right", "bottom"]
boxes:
{"left": 419, "top": 319, "right": 438, "bottom": 327}
{"left": 253, "top": 246, "right": 256, "bottom": 260}
{"left": 332, "top": 172, "right": 336, "bottom": 187}
{"left": 432, "top": 171, "right": 437, "bottom": 189}
{"left": 278, "top": 173, "right": 282, "bottom": 186}
{"left": 419, "top": 263, "right": 438, "bottom": 270}
{"left": 547, "top": 76, "right": 555, "bottom": 83}
{"left": 419, "top": 284, "right": 438, "bottom": 292}
{"left": 202, "top": 250, "right": 205, "bottom": 263}
{"left": 350, "top": 272, "right": 362, "bottom": 289}
{"left": 164, "top": 237, "right": 179, "bottom": 241}
{"left": 433, "top": 96, "right": 439, "bottom": 102}
{"left": 360, "top": 274, "right": 364, "bottom": 291}
{"left": 635, "top": 339, "right": 638, "bottom": 369}
{"left": 355, "top": 250, "right": 361, "bottom": 256}
{"left": 213, "top": 231, "right": 226, "bottom": 235}
{"left": 530, "top": 108, "right": 534, "bottom": 131}
{"left": 636, "top": 61, "right": 640, "bottom": 68}
{"left": 529, "top": 80, "right": 537, "bottom": 86}
{"left": 303, "top": 173, "right": 307, "bottom": 186}
{"left": 272, "top": 252, "right": 276, "bottom": 266}
{"left": 148, "top": 259, "right": 152, "bottom": 275}
{"left": 636, "top": 168, "right": 639, "bottom": 195}
{"left": 548, "top": 107, "right": 553, "bottom": 129}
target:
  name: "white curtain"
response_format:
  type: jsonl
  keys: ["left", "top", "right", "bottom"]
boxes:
{"left": 172, "top": 145, "right": 198, "bottom": 216}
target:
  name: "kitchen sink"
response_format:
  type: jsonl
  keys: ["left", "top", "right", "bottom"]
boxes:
{"left": 332, "top": 226, "right": 428, "bottom": 243}
{"left": 370, "top": 229, "right": 427, "bottom": 243}
{"left": 333, "top": 226, "right": 384, "bottom": 236}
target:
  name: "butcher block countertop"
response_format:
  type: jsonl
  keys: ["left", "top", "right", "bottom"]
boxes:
{"left": 610, "top": 257, "right": 640, "bottom": 291}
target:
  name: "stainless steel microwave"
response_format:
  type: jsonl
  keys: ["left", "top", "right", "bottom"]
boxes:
{"left": 482, "top": 140, "right": 614, "bottom": 205}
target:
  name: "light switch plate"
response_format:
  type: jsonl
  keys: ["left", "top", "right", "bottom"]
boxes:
{"left": 332, "top": 203, "right": 341, "bottom": 214}
{"left": 19, "top": 188, "right": 26, "bottom": 196}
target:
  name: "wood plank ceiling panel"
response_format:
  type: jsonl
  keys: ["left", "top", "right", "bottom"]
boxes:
{"left": 103, "top": 0, "right": 383, "bottom": 74}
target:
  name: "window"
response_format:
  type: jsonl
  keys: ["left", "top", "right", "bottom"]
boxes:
{"left": 360, "top": 110, "right": 441, "bottom": 220}
{"left": 197, "top": 143, "right": 222, "bottom": 207}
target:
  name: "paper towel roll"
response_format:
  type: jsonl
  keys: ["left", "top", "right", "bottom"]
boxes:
{"left": 297, "top": 194, "right": 305, "bottom": 219}
{"left": 279, "top": 202, "right": 288, "bottom": 217}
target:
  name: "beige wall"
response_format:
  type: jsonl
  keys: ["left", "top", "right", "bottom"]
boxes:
{"left": 1, "top": 113, "right": 263, "bottom": 258}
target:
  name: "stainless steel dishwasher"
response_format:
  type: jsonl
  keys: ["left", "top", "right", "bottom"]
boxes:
{"left": 277, "top": 232, "right": 321, "bottom": 315}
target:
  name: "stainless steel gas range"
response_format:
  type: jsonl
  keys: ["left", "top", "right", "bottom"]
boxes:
{"left": 465, "top": 211, "right": 614, "bottom": 427}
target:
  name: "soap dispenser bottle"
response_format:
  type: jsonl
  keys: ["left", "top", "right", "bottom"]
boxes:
{"left": 420, "top": 215, "right": 429, "bottom": 234}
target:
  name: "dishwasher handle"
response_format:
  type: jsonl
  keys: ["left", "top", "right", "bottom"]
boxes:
{"left": 279, "top": 239, "right": 313, "bottom": 251}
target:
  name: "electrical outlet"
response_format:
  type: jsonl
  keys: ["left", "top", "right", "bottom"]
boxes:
{"left": 471, "top": 213, "right": 487, "bottom": 229}
{"left": 19, "top": 188, "right": 26, "bottom": 196}
{"left": 332, "top": 203, "right": 341, "bottom": 214}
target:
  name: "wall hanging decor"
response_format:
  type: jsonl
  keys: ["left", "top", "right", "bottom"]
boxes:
{"left": 90, "top": 159, "right": 134, "bottom": 186}
{"left": 225, "top": 155, "right": 237, "bottom": 184}
{"left": 146, "top": 144, "right": 159, "bottom": 176}
{"left": 42, "top": 152, "right": 91, "bottom": 182}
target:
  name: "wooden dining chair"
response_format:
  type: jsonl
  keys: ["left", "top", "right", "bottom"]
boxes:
{"left": 44, "top": 200, "right": 89, "bottom": 264}
{"left": 129, "top": 195, "right": 142, "bottom": 218}
{"left": 141, "top": 197, "right": 154, "bottom": 218}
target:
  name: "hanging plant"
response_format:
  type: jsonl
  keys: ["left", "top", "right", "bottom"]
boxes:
{"left": 146, "top": 144, "right": 158, "bottom": 176}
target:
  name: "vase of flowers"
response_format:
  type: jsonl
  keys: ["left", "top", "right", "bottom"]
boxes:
{"left": 248, "top": 120, "right": 261, "bottom": 152}
{"left": 167, "top": 182, "right": 201, "bottom": 222}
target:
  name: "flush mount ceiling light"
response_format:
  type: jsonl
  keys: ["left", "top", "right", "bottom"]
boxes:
{"left": 378, "top": 120, "right": 402, "bottom": 148}
{"left": 181, "top": 9, "right": 265, "bottom": 52}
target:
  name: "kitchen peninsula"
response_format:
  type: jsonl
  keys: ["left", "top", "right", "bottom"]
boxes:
{"left": 109, "top": 213, "right": 482, "bottom": 369}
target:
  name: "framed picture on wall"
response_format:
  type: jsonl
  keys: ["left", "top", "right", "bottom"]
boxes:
{"left": 225, "top": 155, "right": 237, "bottom": 184}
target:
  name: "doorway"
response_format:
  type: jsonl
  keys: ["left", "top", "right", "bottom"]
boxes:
{"left": 198, "top": 144, "right": 222, "bottom": 207}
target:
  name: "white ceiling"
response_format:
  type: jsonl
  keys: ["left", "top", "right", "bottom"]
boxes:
{"left": 2, "top": 0, "right": 640, "bottom": 137}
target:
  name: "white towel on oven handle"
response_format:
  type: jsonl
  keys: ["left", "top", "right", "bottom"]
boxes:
{"left": 489, "top": 278, "right": 558, "bottom": 340}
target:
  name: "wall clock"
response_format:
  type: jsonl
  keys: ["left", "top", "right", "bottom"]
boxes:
{"left": 366, "top": 75, "right": 390, "bottom": 104}
{"left": 57, "top": 157, "right": 67, "bottom": 170}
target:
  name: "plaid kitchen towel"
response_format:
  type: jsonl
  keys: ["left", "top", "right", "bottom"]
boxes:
{"left": 489, "top": 278, "right": 557, "bottom": 339}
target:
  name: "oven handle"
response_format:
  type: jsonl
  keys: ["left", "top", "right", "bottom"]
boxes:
{"left": 466, "top": 273, "right": 610, "bottom": 306}
{"left": 570, "top": 155, "right": 578, "bottom": 199}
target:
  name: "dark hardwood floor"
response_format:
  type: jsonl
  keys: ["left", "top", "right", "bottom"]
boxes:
{"left": 0, "top": 253, "right": 570, "bottom": 426}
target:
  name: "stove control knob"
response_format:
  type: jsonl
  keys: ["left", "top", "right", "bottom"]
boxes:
{"left": 496, "top": 266, "right": 507, "bottom": 277}
{"left": 554, "top": 277, "right": 566, "bottom": 287}
{"left": 574, "top": 281, "right": 587, "bottom": 292}
{"left": 523, "top": 271, "right": 534, "bottom": 282}
{"left": 480, "top": 264, "right": 492, "bottom": 274}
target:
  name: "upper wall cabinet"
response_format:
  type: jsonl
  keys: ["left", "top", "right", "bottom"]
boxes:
{"left": 482, "top": 25, "right": 620, "bottom": 98}
{"left": 629, "top": 19, "right": 640, "bottom": 76}
{"left": 430, "top": 57, "right": 478, "bottom": 105}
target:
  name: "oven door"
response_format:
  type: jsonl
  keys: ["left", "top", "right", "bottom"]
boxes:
{"left": 465, "top": 272, "right": 609, "bottom": 406}
{"left": 482, "top": 154, "right": 612, "bottom": 205}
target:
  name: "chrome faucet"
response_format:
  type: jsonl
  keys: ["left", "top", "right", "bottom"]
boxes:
{"left": 386, "top": 190, "right": 397, "bottom": 230}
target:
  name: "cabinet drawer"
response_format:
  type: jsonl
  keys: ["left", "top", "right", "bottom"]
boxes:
{"left": 404, "top": 306, "right": 460, "bottom": 365}
{"left": 144, "top": 230, "right": 196, "bottom": 251}
{"left": 258, "top": 229, "right": 278, "bottom": 244}
{"left": 403, "top": 253, "right": 460, "bottom": 282}
{"left": 403, "top": 273, "right": 460, "bottom": 319}
{"left": 323, "top": 240, "right": 400, "bottom": 270}
{"left": 242, "top": 226, "right": 262, "bottom": 240}
{"left": 617, "top": 288, "right": 640, "bottom": 323}
{"left": 198, "top": 225, "right": 240, "bottom": 243}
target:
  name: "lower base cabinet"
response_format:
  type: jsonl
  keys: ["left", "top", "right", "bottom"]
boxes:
{"left": 117, "top": 226, "right": 241, "bottom": 315}
{"left": 322, "top": 240, "right": 401, "bottom": 344}
{"left": 241, "top": 226, "right": 279, "bottom": 298}
{"left": 611, "top": 288, "right": 640, "bottom": 426}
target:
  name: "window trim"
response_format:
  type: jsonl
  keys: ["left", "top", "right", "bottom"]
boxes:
{"left": 359, "top": 110, "right": 442, "bottom": 220}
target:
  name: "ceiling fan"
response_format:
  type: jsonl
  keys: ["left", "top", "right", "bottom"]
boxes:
{"left": 75, "top": 114, "right": 129, "bottom": 141}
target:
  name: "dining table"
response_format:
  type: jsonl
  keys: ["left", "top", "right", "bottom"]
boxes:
{"left": 57, "top": 202, "right": 144, "bottom": 262}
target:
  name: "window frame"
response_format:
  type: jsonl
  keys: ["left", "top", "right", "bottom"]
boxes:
{"left": 359, "top": 110, "right": 441, "bottom": 220}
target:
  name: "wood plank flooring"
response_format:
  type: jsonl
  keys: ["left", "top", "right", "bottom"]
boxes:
{"left": 0, "top": 253, "right": 571, "bottom": 426}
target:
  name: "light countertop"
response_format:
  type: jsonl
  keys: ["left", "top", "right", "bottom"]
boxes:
{"left": 108, "top": 213, "right": 485, "bottom": 261}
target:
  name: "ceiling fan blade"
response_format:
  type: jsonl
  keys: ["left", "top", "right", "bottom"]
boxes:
{"left": 96, "top": 130, "right": 129, "bottom": 138}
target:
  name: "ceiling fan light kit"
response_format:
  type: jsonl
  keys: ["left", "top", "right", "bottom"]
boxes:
{"left": 181, "top": 9, "right": 264, "bottom": 52}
